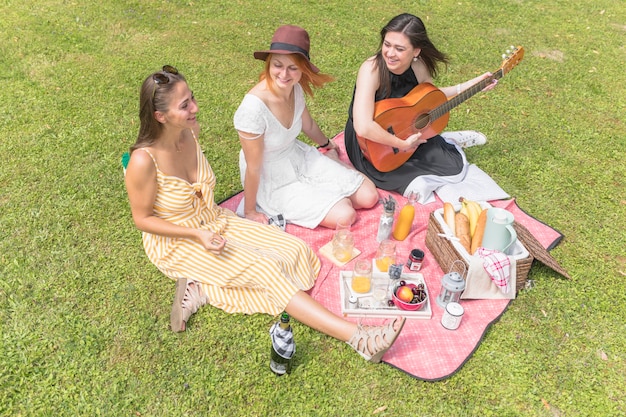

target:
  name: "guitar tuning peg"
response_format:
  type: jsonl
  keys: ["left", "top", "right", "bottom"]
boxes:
{"left": 502, "top": 53, "right": 507, "bottom": 59}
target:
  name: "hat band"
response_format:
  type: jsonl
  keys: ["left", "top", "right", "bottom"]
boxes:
{"left": 270, "top": 42, "right": 310, "bottom": 60}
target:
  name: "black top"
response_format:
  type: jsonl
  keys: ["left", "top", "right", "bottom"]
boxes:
{"left": 344, "top": 66, "right": 463, "bottom": 194}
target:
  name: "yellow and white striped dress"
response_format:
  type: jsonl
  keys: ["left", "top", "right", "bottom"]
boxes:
{"left": 139, "top": 138, "right": 320, "bottom": 316}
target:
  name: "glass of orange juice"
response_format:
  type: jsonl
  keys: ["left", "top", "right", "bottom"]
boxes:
{"left": 332, "top": 230, "right": 354, "bottom": 262}
{"left": 375, "top": 240, "right": 396, "bottom": 272}
{"left": 351, "top": 259, "right": 372, "bottom": 293}
{"left": 332, "top": 218, "right": 354, "bottom": 262}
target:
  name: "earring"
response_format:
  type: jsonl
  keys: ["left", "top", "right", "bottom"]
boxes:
{"left": 413, "top": 56, "right": 418, "bottom": 62}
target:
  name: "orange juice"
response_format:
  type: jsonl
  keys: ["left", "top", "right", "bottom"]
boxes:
{"left": 334, "top": 247, "right": 353, "bottom": 262}
{"left": 351, "top": 275, "right": 371, "bottom": 293}
{"left": 375, "top": 240, "right": 396, "bottom": 272}
{"left": 375, "top": 256, "right": 394, "bottom": 272}
{"left": 392, "top": 191, "right": 418, "bottom": 241}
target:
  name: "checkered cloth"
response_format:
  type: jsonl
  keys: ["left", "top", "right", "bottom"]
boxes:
{"left": 269, "top": 321, "right": 295, "bottom": 359}
{"left": 268, "top": 214, "right": 287, "bottom": 231}
{"left": 477, "top": 247, "right": 511, "bottom": 294}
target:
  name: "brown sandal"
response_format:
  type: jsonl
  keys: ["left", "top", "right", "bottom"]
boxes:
{"left": 170, "top": 278, "right": 208, "bottom": 332}
{"left": 347, "top": 316, "right": 406, "bottom": 363}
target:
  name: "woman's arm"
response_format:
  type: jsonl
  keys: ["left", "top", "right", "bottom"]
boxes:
{"left": 352, "top": 59, "right": 424, "bottom": 150}
{"left": 301, "top": 106, "right": 337, "bottom": 151}
{"left": 238, "top": 131, "right": 268, "bottom": 224}
{"left": 124, "top": 150, "right": 225, "bottom": 254}
{"left": 439, "top": 72, "right": 497, "bottom": 99}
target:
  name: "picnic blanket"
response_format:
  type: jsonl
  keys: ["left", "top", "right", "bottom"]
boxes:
{"left": 219, "top": 133, "right": 565, "bottom": 381}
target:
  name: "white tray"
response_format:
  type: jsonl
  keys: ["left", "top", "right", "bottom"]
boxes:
{"left": 339, "top": 271, "right": 432, "bottom": 319}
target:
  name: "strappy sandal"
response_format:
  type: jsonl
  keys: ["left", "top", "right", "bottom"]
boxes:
{"left": 170, "top": 278, "right": 208, "bottom": 332}
{"left": 347, "top": 316, "right": 406, "bottom": 363}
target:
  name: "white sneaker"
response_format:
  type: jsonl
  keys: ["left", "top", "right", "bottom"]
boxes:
{"left": 441, "top": 130, "right": 487, "bottom": 148}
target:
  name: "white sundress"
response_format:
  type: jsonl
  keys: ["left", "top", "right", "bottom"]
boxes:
{"left": 234, "top": 84, "right": 364, "bottom": 229}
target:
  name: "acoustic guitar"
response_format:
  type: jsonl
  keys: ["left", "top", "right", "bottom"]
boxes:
{"left": 356, "top": 46, "right": 525, "bottom": 172}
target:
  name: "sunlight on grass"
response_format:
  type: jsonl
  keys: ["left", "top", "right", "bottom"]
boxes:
{"left": 1, "top": 1, "right": 625, "bottom": 416}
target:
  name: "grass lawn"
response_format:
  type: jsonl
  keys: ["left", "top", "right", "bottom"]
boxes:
{"left": 1, "top": 0, "right": 625, "bottom": 416}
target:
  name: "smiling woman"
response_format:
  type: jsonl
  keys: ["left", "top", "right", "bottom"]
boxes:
{"left": 123, "top": 64, "right": 405, "bottom": 362}
{"left": 233, "top": 25, "right": 379, "bottom": 229}
{"left": 344, "top": 13, "right": 497, "bottom": 202}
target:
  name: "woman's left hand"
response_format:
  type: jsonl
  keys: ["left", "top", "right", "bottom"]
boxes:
{"left": 480, "top": 72, "right": 498, "bottom": 92}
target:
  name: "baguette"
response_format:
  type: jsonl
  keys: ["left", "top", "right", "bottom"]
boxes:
{"left": 470, "top": 209, "right": 488, "bottom": 254}
{"left": 455, "top": 212, "right": 471, "bottom": 253}
{"left": 443, "top": 202, "right": 456, "bottom": 234}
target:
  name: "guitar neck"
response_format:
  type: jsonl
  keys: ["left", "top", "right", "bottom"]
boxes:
{"left": 430, "top": 68, "right": 505, "bottom": 121}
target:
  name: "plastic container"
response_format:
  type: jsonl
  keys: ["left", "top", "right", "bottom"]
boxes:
{"left": 392, "top": 191, "right": 418, "bottom": 241}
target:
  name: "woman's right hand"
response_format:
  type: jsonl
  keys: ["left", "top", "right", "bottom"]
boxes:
{"left": 396, "top": 132, "right": 427, "bottom": 151}
{"left": 245, "top": 211, "right": 268, "bottom": 225}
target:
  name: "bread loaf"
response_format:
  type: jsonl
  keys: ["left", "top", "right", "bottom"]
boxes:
{"left": 455, "top": 212, "right": 471, "bottom": 253}
{"left": 443, "top": 202, "right": 456, "bottom": 234}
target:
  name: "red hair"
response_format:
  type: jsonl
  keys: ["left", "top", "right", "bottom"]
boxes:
{"left": 260, "top": 53, "right": 334, "bottom": 97}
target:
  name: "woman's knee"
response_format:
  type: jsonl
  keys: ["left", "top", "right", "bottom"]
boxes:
{"left": 353, "top": 179, "right": 379, "bottom": 209}
{"left": 322, "top": 200, "right": 356, "bottom": 228}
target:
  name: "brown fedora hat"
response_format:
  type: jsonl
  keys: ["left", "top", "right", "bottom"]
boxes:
{"left": 253, "top": 25, "right": 320, "bottom": 73}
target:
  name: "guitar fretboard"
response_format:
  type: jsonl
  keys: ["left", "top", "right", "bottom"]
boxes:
{"left": 430, "top": 69, "right": 505, "bottom": 122}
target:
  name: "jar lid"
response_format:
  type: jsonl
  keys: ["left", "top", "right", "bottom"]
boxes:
{"left": 445, "top": 302, "right": 464, "bottom": 316}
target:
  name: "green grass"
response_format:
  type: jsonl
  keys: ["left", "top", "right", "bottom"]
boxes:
{"left": 1, "top": 0, "right": 625, "bottom": 416}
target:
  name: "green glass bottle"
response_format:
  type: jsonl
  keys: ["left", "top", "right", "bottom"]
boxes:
{"left": 269, "top": 313, "right": 294, "bottom": 376}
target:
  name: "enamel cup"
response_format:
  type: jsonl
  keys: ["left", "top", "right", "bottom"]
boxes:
{"left": 481, "top": 208, "right": 517, "bottom": 253}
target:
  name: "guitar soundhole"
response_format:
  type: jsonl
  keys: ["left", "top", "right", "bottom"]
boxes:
{"left": 414, "top": 114, "right": 430, "bottom": 130}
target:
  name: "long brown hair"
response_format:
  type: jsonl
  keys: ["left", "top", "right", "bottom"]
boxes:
{"left": 130, "top": 69, "right": 187, "bottom": 153}
{"left": 374, "top": 13, "right": 449, "bottom": 99}
{"left": 260, "top": 53, "right": 334, "bottom": 97}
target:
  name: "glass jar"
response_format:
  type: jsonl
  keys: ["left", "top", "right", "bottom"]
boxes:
{"left": 375, "top": 239, "right": 396, "bottom": 273}
{"left": 332, "top": 229, "right": 354, "bottom": 263}
{"left": 351, "top": 259, "right": 372, "bottom": 293}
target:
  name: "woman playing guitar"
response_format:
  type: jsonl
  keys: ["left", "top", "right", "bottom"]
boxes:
{"left": 344, "top": 13, "right": 498, "bottom": 202}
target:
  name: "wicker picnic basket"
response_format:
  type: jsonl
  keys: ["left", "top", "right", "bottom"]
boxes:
{"left": 425, "top": 212, "right": 534, "bottom": 292}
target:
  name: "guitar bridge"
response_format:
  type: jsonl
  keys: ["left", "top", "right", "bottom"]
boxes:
{"left": 387, "top": 127, "right": 400, "bottom": 154}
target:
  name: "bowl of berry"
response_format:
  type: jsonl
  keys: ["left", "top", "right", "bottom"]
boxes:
{"left": 392, "top": 280, "right": 428, "bottom": 311}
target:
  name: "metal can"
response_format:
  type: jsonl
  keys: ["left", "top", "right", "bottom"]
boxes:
{"left": 406, "top": 249, "right": 424, "bottom": 271}
{"left": 441, "top": 302, "right": 464, "bottom": 330}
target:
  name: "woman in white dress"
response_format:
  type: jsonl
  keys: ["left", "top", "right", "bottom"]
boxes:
{"left": 234, "top": 25, "right": 378, "bottom": 229}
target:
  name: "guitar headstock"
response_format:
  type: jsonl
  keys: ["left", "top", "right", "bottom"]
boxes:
{"left": 500, "top": 45, "right": 524, "bottom": 75}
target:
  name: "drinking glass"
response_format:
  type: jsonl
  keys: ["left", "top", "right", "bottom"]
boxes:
{"left": 332, "top": 218, "right": 354, "bottom": 262}
{"left": 375, "top": 239, "right": 396, "bottom": 272}
{"left": 371, "top": 277, "right": 390, "bottom": 305}
{"left": 351, "top": 259, "right": 372, "bottom": 293}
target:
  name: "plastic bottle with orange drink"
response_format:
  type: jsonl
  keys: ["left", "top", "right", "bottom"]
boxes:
{"left": 393, "top": 191, "right": 419, "bottom": 241}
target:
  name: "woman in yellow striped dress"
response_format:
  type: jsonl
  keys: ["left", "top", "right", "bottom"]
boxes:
{"left": 124, "top": 66, "right": 405, "bottom": 363}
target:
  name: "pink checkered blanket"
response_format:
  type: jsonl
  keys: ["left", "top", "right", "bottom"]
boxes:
{"left": 219, "top": 133, "right": 563, "bottom": 380}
